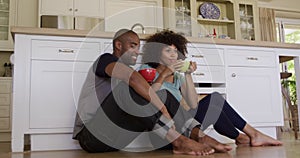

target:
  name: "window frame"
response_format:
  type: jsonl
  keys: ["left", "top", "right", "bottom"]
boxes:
{"left": 275, "top": 18, "right": 300, "bottom": 43}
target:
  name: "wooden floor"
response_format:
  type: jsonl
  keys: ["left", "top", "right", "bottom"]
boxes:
{"left": 0, "top": 132, "right": 300, "bottom": 158}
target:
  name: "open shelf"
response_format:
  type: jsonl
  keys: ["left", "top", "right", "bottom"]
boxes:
{"left": 197, "top": 18, "right": 234, "bottom": 24}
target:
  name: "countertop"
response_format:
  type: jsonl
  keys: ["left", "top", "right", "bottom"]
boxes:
{"left": 11, "top": 27, "right": 300, "bottom": 49}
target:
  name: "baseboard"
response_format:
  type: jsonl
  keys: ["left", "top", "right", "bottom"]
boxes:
{"left": 30, "top": 133, "right": 81, "bottom": 151}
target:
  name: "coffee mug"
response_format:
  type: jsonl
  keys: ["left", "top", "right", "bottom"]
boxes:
{"left": 180, "top": 60, "right": 190, "bottom": 73}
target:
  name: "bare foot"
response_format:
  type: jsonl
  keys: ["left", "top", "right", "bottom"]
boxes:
{"left": 250, "top": 132, "right": 283, "bottom": 146}
{"left": 172, "top": 135, "right": 215, "bottom": 156}
{"left": 236, "top": 133, "right": 250, "bottom": 145}
{"left": 198, "top": 135, "right": 232, "bottom": 152}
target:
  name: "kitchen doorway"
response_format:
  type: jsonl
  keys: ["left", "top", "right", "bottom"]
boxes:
{"left": 276, "top": 18, "right": 300, "bottom": 139}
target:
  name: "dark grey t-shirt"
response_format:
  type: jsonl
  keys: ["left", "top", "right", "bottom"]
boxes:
{"left": 73, "top": 53, "right": 118, "bottom": 139}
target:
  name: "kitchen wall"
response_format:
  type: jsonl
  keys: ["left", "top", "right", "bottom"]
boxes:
{"left": 258, "top": 0, "right": 300, "bottom": 19}
{"left": 258, "top": 0, "right": 300, "bottom": 13}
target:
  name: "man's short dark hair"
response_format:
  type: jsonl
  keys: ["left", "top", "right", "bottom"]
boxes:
{"left": 112, "top": 29, "right": 138, "bottom": 51}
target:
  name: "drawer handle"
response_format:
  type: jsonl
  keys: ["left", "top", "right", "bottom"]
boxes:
{"left": 246, "top": 57, "right": 258, "bottom": 61}
{"left": 232, "top": 73, "right": 236, "bottom": 77}
{"left": 193, "top": 73, "right": 205, "bottom": 76}
{"left": 69, "top": 8, "right": 72, "bottom": 11}
{"left": 58, "top": 49, "right": 75, "bottom": 53}
{"left": 191, "top": 55, "right": 204, "bottom": 58}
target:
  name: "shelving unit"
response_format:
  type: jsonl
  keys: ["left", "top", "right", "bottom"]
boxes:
{"left": 164, "top": 0, "right": 260, "bottom": 40}
{"left": 235, "top": 0, "right": 260, "bottom": 40}
{"left": 197, "top": 18, "right": 234, "bottom": 24}
{"left": 191, "top": 0, "right": 235, "bottom": 39}
{"left": 0, "top": 77, "right": 12, "bottom": 142}
{"left": 0, "top": 0, "right": 9, "bottom": 41}
{"left": 0, "top": 0, "right": 15, "bottom": 51}
{"left": 163, "top": 0, "right": 192, "bottom": 36}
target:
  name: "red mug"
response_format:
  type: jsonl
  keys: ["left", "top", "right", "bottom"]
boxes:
{"left": 138, "top": 68, "right": 156, "bottom": 83}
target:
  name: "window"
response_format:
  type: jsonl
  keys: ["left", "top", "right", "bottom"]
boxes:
{"left": 276, "top": 18, "right": 300, "bottom": 43}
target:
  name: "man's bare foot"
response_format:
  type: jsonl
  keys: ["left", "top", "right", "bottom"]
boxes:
{"left": 172, "top": 135, "right": 215, "bottom": 156}
{"left": 236, "top": 133, "right": 250, "bottom": 145}
{"left": 198, "top": 135, "right": 232, "bottom": 152}
{"left": 250, "top": 132, "right": 283, "bottom": 146}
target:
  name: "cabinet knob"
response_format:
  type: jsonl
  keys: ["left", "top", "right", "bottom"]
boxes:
{"left": 74, "top": 9, "right": 78, "bottom": 12}
{"left": 231, "top": 73, "right": 236, "bottom": 77}
{"left": 69, "top": 8, "right": 72, "bottom": 11}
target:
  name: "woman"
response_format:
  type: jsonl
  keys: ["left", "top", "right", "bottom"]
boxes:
{"left": 140, "top": 30, "right": 282, "bottom": 151}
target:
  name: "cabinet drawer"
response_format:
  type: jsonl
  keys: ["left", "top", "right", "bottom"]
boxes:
{"left": 0, "top": 106, "right": 9, "bottom": 117}
{"left": 0, "top": 94, "right": 10, "bottom": 105}
{"left": 0, "top": 118, "right": 9, "bottom": 130}
{"left": 0, "top": 80, "right": 12, "bottom": 93}
{"left": 226, "top": 49, "right": 275, "bottom": 67}
{"left": 32, "top": 40, "right": 101, "bottom": 61}
{"left": 187, "top": 46, "right": 224, "bottom": 66}
{"left": 192, "top": 66, "right": 225, "bottom": 83}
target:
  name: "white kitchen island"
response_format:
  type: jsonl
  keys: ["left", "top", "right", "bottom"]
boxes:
{"left": 10, "top": 27, "right": 300, "bottom": 152}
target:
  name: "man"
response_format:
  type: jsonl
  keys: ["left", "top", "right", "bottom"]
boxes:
{"left": 72, "top": 29, "right": 215, "bottom": 155}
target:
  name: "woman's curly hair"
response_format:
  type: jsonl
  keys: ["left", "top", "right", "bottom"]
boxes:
{"left": 142, "top": 30, "right": 189, "bottom": 68}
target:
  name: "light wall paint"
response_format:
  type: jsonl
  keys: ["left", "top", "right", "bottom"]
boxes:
{"left": 258, "top": 0, "right": 300, "bottom": 13}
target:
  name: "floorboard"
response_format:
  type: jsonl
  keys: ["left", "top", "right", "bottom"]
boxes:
{"left": 0, "top": 132, "right": 299, "bottom": 158}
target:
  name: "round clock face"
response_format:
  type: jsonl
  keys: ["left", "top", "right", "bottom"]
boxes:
{"left": 199, "top": 2, "right": 220, "bottom": 19}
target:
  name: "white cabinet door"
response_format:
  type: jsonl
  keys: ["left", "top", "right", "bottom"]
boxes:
{"left": 30, "top": 61, "right": 92, "bottom": 129}
{"left": 104, "top": 0, "right": 163, "bottom": 33}
{"left": 74, "top": 0, "right": 104, "bottom": 17}
{"left": 40, "top": 0, "right": 73, "bottom": 16}
{"left": 226, "top": 67, "right": 283, "bottom": 126}
{"left": 40, "top": 0, "right": 104, "bottom": 17}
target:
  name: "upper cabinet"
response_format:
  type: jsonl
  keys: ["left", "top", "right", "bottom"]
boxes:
{"left": 38, "top": 0, "right": 163, "bottom": 33}
{"left": 0, "top": 0, "right": 16, "bottom": 51}
{"left": 39, "top": 0, "right": 104, "bottom": 30}
{"left": 235, "top": 0, "right": 260, "bottom": 40}
{"left": 164, "top": 0, "right": 260, "bottom": 40}
{"left": 104, "top": 0, "right": 163, "bottom": 34}
{"left": 163, "top": 0, "right": 192, "bottom": 36}
{"left": 39, "top": 0, "right": 104, "bottom": 17}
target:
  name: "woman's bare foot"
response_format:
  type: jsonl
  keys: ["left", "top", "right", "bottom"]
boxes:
{"left": 250, "top": 132, "right": 283, "bottom": 146}
{"left": 190, "top": 127, "right": 231, "bottom": 152}
{"left": 198, "top": 135, "right": 232, "bottom": 152}
{"left": 236, "top": 133, "right": 250, "bottom": 145}
{"left": 172, "top": 135, "right": 215, "bottom": 156}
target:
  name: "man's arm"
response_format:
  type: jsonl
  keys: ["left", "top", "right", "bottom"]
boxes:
{"left": 105, "top": 62, "right": 171, "bottom": 119}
